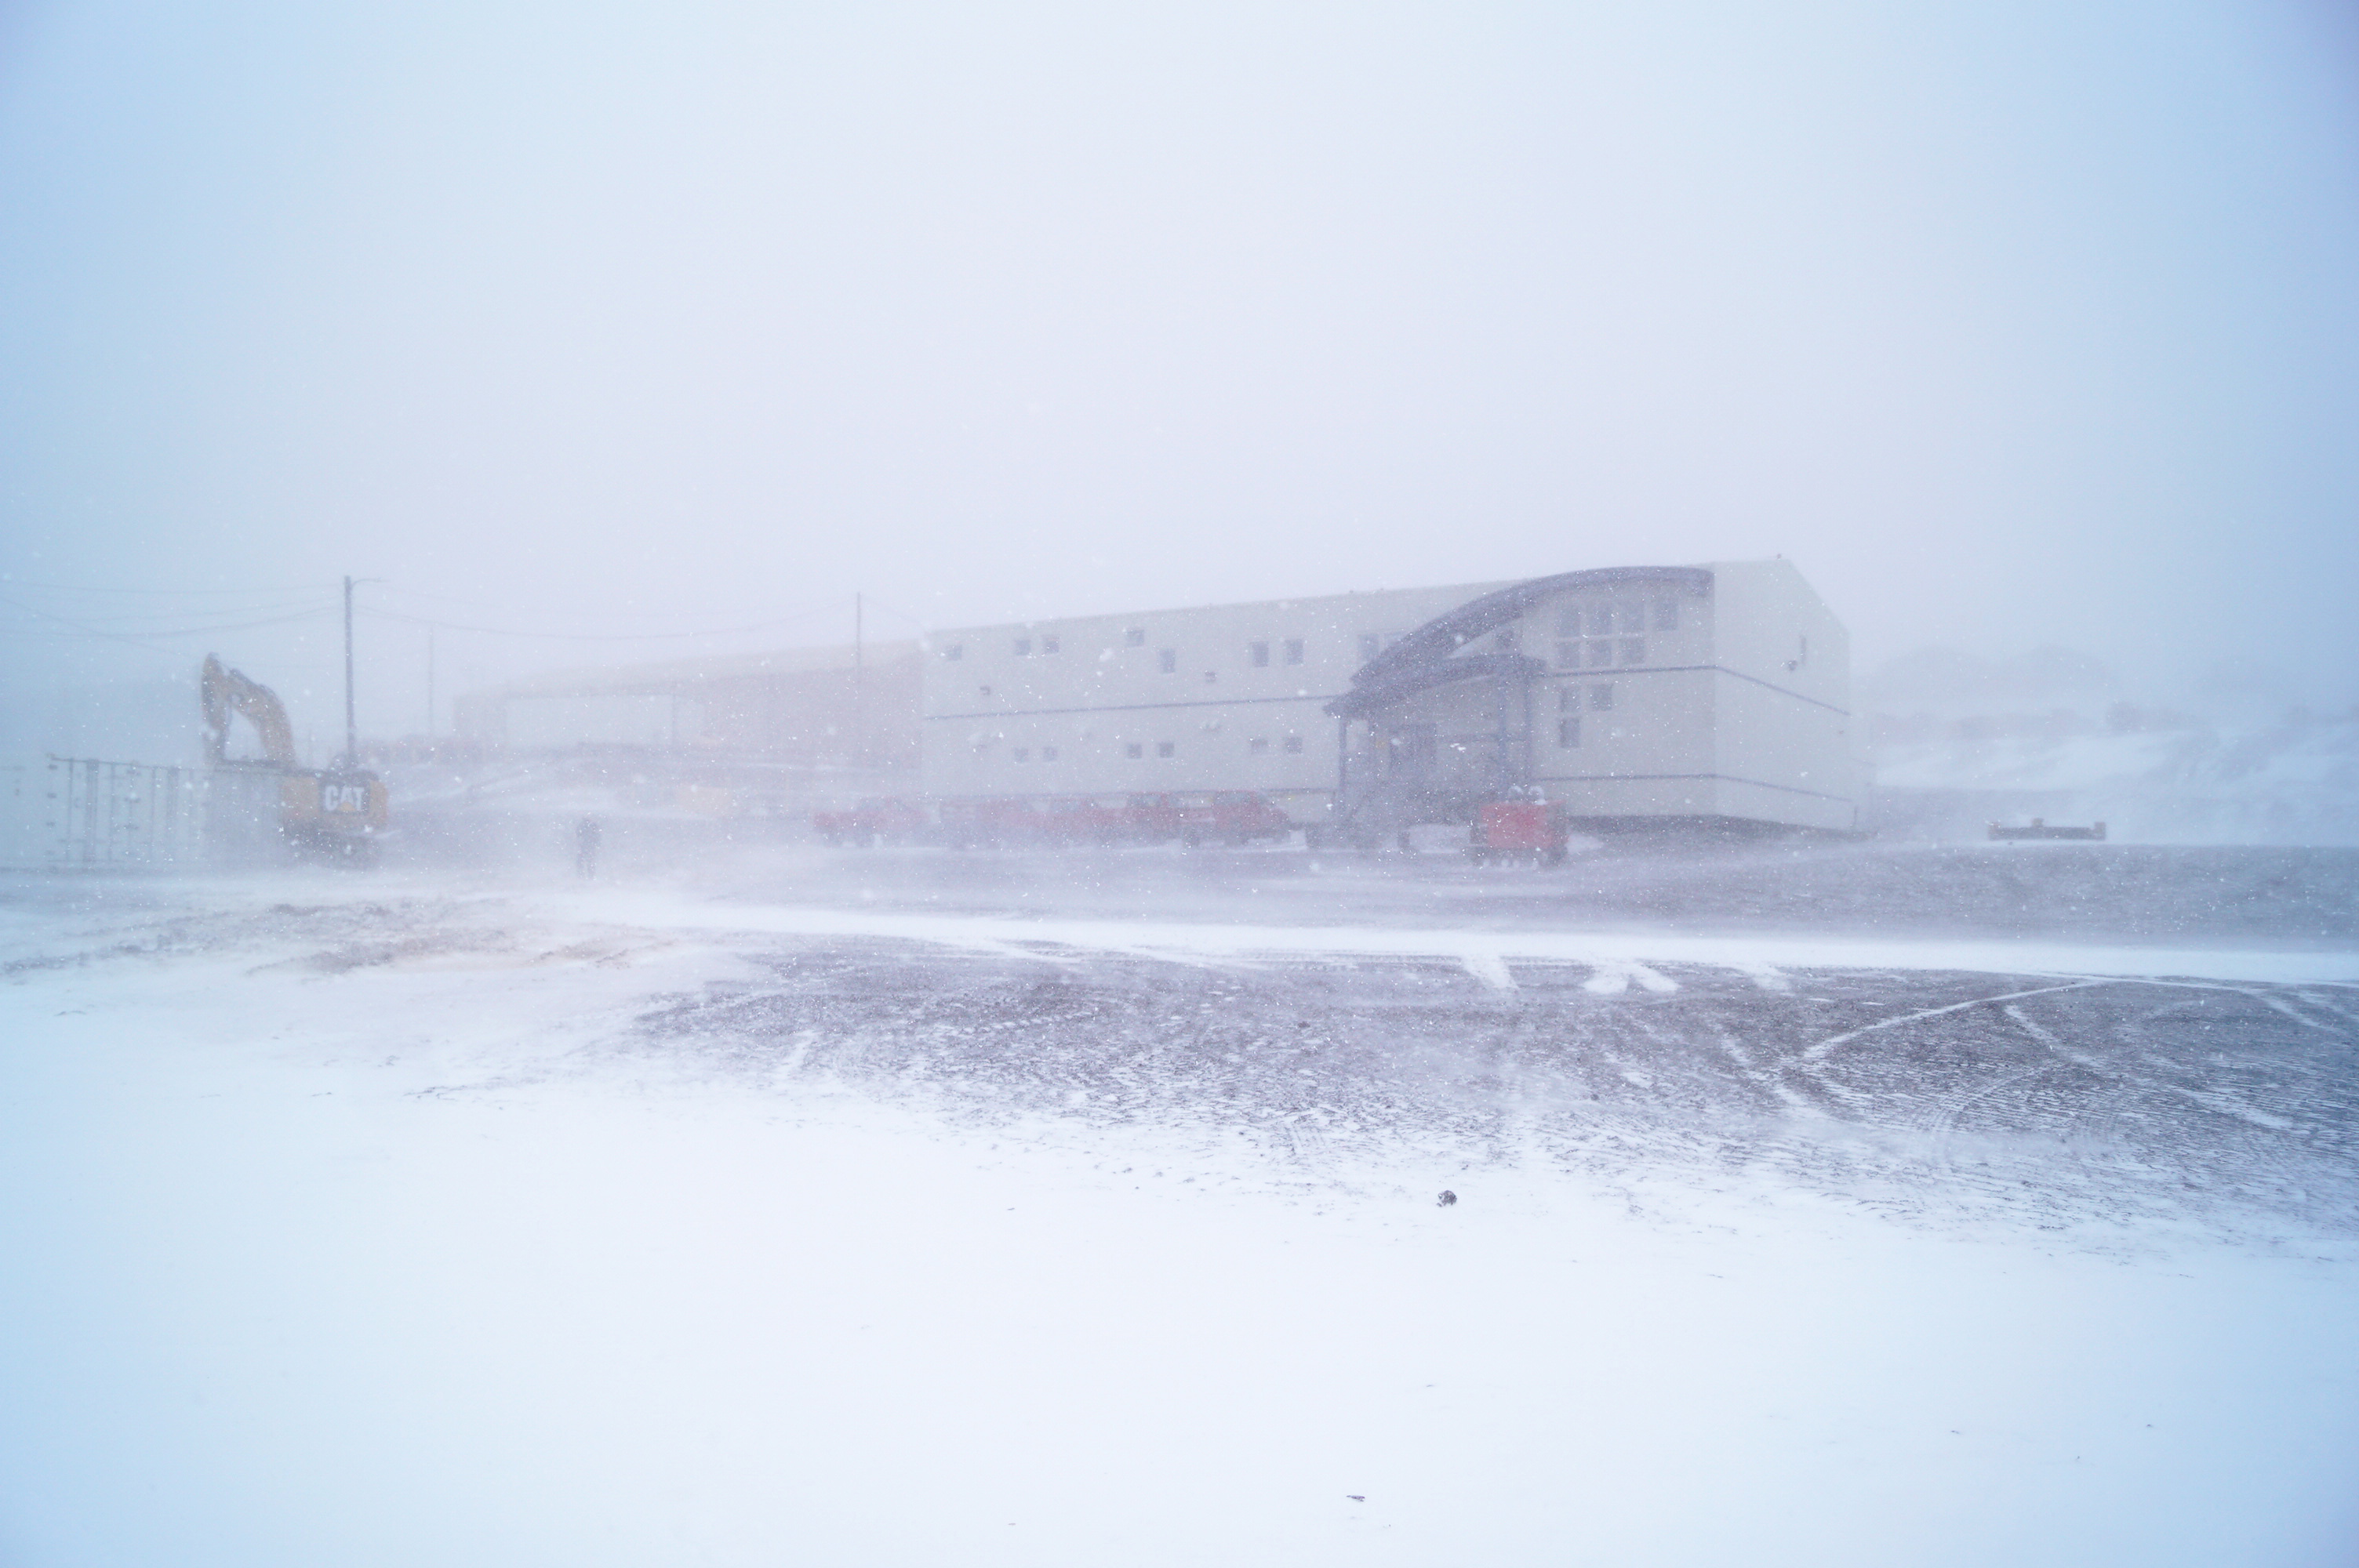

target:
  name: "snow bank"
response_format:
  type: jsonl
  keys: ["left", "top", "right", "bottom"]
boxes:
{"left": 1, "top": 877, "right": 2354, "bottom": 1566}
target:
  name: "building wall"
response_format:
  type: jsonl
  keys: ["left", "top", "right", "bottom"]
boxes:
{"left": 920, "top": 560, "right": 1856, "bottom": 831}
{"left": 920, "top": 586, "right": 1501, "bottom": 808}
{"left": 458, "top": 645, "right": 920, "bottom": 771}
{"left": 1706, "top": 559, "right": 1857, "bottom": 829}
{"left": 1518, "top": 572, "right": 1718, "bottom": 815}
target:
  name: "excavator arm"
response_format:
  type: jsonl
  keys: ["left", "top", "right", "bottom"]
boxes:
{"left": 201, "top": 654, "right": 299, "bottom": 768}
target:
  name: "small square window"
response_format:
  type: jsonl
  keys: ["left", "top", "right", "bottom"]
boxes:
{"left": 1041, "top": 746, "right": 1058, "bottom": 761}
{"left": 1249, "top": 737, "right": 1269, "bottom": 754}
{"left": 1013, "top": 637, "right": 1031, "bottom": 656}
{"left": 1282, "top": 735, "right": 1303, "bottom": 753}
{"left": 1556, "top": 608, "right": 1581, "bottom": 637}
{"left": 1042, "top": 635, "right": 1060, "bottom": 655}
{"left": 1158, "top": 648, "right": 1177, "bottom": 673}
{"left": 1590, "top": 683, "right": 1614, "bottom": 712}
{"left": 1587, "top": 641, "right": 1612, "bottom": 668}
{"left": 1012, "top": 747, "right": 1029, "bottom": 762}
{"left": 1202, "top": 670, "right": 1216, "bottom": 684}
{"left": 1249, "top": 641, "right": 1270, "bottom": 667}
{"left": 979, "top": 684, "right": 994, "bottom": 698}
{"left": 1126, "top": 628, "right": 1145, "bottom": 648}
{"left": 1653, "top": 598, "right": 1678, "bottom": 633}
{"left": 1125, "top": 742, "right": 1143, "bottom": 759}
{"left": 1157, "top": 741, "right": 1175, "bottom": 758}
{"left": 1619, "top": 603, "right": 1646, "bottom": 634}
{"left": 1558, "top": 717, "right": 1581, "bottom": 749}
{"left": 1587, "top": 604, "right": 1615, "bottom": 637}
{"left": 943, "top": 644, "right": 964, "bottom": 661}
{"left": 1282, "top": 638, "right": 1304, "bottom": 666}
{"left": 1558, "top": 686, "right": 1580, "bottom": 712}
{"left": 1619, "top": 637, "right": 1645, "bottom": 665}
{"left": 1554, "top": 641, "right": 1580, "bottom": 670}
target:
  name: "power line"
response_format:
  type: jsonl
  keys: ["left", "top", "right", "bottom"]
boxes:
{"left": 0, "top": 593, "right": 335, "bottom": 646}
{"left": 853, "top": 593, "right": 933, "bottom": 634}
{"left": 358, "top": 597, "right": 860, "bottom": 643}
{"left": 0, "top": 601, "right": 339, "bottom": 629}
{"left": 0, "top": 579, "right": 336, "bottom": 597}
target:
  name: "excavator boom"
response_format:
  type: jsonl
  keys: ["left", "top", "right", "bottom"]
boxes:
{"left": 201, "top": 654, "right": 299, "bottom": 768}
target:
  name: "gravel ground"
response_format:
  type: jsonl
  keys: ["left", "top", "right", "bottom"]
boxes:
{"left": 638, "top": 933, "right": 2359, "bottom": 1245}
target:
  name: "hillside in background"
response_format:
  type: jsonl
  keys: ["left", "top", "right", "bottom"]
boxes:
{"left": 1861, "top": 647, "right": 2359, "bottom": 844}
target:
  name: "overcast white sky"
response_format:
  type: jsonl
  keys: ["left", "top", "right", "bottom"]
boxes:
{"left": 3, "top": 0, "right": 2355, "bottom": 742}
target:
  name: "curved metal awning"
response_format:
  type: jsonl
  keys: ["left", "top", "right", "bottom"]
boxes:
{"left": 1324, "top": 652, "right": 1543, "bottom": 720}
{"left": 1347, "top": 565, "right": 1711, "bottom": 696}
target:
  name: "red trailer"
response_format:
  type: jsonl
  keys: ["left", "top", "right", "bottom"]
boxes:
{"left": 812, "top": 797, "right": 929, "bottom": 846}
{"left": 814, "top": 790, "right": 1294, "bottom": 850}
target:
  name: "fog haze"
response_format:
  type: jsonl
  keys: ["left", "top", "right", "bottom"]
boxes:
{"left": 4, "top": 0, "right": 2356, "bottom": 742}
{"left": 6, "top": 13, "right": 2359, "bottom": 1555}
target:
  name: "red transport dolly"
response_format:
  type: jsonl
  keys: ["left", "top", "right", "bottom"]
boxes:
{"left": 1468, "top": 797, "right": 1568, "bottom": 866}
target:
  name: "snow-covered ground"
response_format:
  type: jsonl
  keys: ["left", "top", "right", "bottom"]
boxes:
{"left": 2, "top": 852, "right": 2355, "bottom": 1566}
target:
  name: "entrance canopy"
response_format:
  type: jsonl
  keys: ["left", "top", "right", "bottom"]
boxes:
{"left": 1339, "top": 564, "right": 1710, "bottom": 707}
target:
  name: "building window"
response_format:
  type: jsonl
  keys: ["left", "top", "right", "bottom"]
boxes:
{"left": 1126, "top": 628, "right": 1145, "bottom": 648}
{"left": 1357, "top": 633, "right": 1381, "bottom": 662}
{"left": 1558, "top": 686, "right": 1582, "bottom": 748}
{"left": 1558, "top": 717, "right": 1581, "bottom": 749}
{"left": 1012, "top": 748, "right": 1030, "bottom": 762}
{"left": 1249, "top": 737, "right": 1269, "bottom": 754}
{"left": 1590, "top": 683, "right": 1614, "bottom": 711}
{"left": 1157, "top": 741, "right": 1175, "bottom": 757}
{"left": 1555, "top": 601, "right": 1655, "bottom": 669}
{"left": 1282, "top": 735, "right": 1303, "bottom": 753}
{"left": 1041, "top": 746, "right": 1058, "bottom": 761}
{"left": 1158, "top": 648, "right": 1177, "bottom": 673}
{"left": 944, "top": 644, "right": 964, "bottom": 661}
{"left": 979, "top": 684, "right": 993, "bottom": 698}
{"left": 1126, "top": 742, "right": 1143, "bottom": 759}
{"left": 1042, "top": 635, "right": 1060, "bottom": 655}
{"left": 1249, "top": 640, "right": 1270, "bottom": 667}
{"left": 1202, "top": 670, "right": 1216, "bottom": 684}
{"left": 1013, "top": 637, "right": 1031, "bottom": 656}
{"left": 1283, "top": 638, "right": 1304, "bottom": 666}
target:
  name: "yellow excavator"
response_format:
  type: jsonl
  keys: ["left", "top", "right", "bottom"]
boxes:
{"left": 201, "top": 654, "right": 389, "bottom": 861}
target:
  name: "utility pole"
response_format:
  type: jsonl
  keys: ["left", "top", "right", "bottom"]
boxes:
{"left": 343, "top": 575, "right": 358, "bottom": 770}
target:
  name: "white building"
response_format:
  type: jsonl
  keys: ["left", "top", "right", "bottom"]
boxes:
{"left": 921, "top": 560, "right": 1857, "bottom": 834}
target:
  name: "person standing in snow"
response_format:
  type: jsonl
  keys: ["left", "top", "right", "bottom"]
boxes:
{"left": 574, "top": 815, "right": 602, "bottom": 878}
